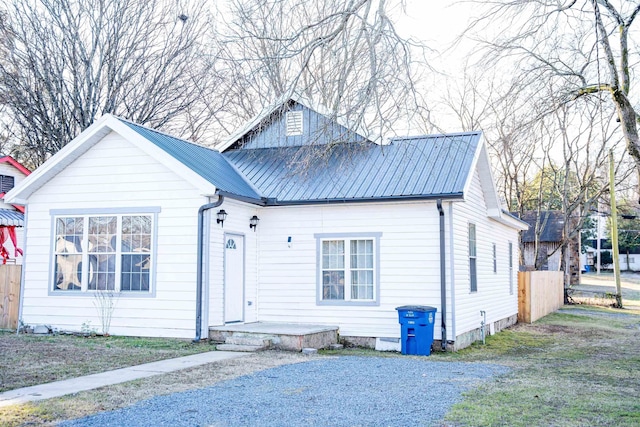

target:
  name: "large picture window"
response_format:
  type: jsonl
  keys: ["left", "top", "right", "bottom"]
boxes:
{"left": 53, "top": 212, "right": 154, "bottom": 293}
{"left": 316, "top": 233, "right": 381, "bottom": 306}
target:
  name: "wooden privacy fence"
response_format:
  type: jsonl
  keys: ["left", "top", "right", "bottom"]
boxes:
{"left": 0, "top": 265, "right": 21, "bottom": 329}
{"left": 518, "top": 271, "right": 564, "bottom": 323}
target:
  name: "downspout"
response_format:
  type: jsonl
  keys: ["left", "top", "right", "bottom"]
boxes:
{"left": 437, "top": 199, "right": 447, "bottom": 351}
{"left": 193, "top": 195, "right": 224, "bottom": 343}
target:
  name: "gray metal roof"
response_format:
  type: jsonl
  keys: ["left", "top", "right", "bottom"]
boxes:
{"left": 0, "top": 209, "right": 24, "bottom": 226}
{"left": 223, "top": 132, "right": 480, "bottom": 203}
{"left": 118, "top": 118, "right": 479, "bottom": 205}
{"left": 119, "top": 120, "right": 261, "bottom": 201}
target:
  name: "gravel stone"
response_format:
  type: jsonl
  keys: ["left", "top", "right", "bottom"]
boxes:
{"left": 60, "top": 356, "right": 509, "bottom": 427}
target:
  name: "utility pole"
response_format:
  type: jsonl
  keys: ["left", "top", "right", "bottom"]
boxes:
{"left": 609, "top": 149, "right": 623, "bottom": 308}
{"left": 596, "top": 206, "right": 601, "bottom": 275}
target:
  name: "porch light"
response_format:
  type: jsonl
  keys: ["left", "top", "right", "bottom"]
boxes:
{"left": 249, "top": 215, "right": 260, "bottom": 231}
{"left": 216, "top": 209, "right": 227, "bottom": 227}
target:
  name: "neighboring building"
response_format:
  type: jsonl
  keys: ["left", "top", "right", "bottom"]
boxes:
{"left": 0, "top": 156, "right": 30, "bottom": 265}
{"left": 517, "top": 210, "right": 580, "bottom": 286}
{"left": 582, "top": 238, "right": 640, "bottom": 272}
{"left": 6, "top": 97, "right": 527, "bottom": 351}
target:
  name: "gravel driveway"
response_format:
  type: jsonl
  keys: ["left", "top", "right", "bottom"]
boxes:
{"left": 61, "top": 356, "right": 509, "bottom": 427}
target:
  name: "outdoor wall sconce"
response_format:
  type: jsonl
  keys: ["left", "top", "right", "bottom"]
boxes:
{"left": 249, "top": 215, "right": 260, "bottom": 231}
{"left": 216, "top": 209, "right": 227, "bottom": 227}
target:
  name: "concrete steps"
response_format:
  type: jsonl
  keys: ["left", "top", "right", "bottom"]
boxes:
{"left": 216, "top": 343, "right": 267, "bottom": 352}
{"left": 215, "top": 335, "right": 273, "bottom": 352}
{"left": 210, "top": 322, "right": 339, "bottom": 352}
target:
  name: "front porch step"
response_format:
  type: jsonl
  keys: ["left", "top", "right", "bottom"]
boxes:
{"left": 210, "top": 322, "right": 339, "bottom": 352}
{"left": 216, "top": 343, "right": 268, "bottom": 352}
{"left": 225, "top": 336, "right": 273, "bottom": 347}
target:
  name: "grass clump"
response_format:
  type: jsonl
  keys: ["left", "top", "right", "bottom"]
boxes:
{"left": 444, "top": 307, "right": 640, "bottom": 426}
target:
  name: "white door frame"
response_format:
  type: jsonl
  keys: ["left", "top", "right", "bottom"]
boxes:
{"left": 223, "top": 232, "right": 245, "bottom": 323}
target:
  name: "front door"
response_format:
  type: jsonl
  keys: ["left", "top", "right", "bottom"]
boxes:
{"left": 224, "top": 234, "right": 244, "bottom": 323}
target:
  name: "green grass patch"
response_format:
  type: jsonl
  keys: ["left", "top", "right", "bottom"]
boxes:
{"left": 445, "top": 306, "right": 640, "bottom": 426}
{"left": 0, "top": 333, "right": 214, "bottom": 392}
{"left": 0, "top": 403, "right": 56, "bottom": 427}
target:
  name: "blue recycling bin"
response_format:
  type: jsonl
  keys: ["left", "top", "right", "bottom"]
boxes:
{"left": 396, "top": 305, "right": 437, "bottom": 356}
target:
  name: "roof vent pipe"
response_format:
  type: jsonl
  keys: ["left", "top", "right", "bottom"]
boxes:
{"left": 194, "top": 195, "right": 225, "bottom": 343}
{"left": 437, "top": 199, "right": 447, "bottom": 351}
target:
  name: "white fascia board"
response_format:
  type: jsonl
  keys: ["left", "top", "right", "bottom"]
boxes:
{"left": 5, "top": 114, "right": 115, "bottom": 203}
{"left": 464, "top": 139, "right": 502, "bottom": 211}
{"left": 488, "top": 210, "right": 530, "bottom": 230}
{"left": 5, "top": 115, "right": 217, "bottom": 203}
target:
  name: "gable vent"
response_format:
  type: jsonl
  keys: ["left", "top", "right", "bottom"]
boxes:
{"left": 286, "top": 111, "right": 303, "bottom": 136}
{"left": 0, "top": 175, "right": 14, "bottom": 194}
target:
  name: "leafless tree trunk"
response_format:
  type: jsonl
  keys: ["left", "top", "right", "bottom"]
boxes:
{"left": 211, "top": 0, "right": 430, "bottom": 149}
{"left": 0, "top": 0, "right": 217, "bottom": 167}
{"left": 468, "top": 0, "right": 640, "bottom": 199}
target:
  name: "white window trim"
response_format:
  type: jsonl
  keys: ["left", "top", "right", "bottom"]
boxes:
{"left": 469, "top": 223, "right": 477, "bottom": 293}
{"left": 509, "top": 241, "right": 514, "bottom": 295}
{"left": 315, "top": 232, "right": 382, "bottom": 306}
{"left": 48, "top": 207, "right": 159, "bottom": 298}
{"left": 492, "top": 242, "right": 497, "bottom": 274}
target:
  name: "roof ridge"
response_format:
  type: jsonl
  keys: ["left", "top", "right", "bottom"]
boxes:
{"left": 390, "top": 131, "right": 482, "bottom": 142}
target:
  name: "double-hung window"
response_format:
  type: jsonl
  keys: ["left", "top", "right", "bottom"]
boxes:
{"left": 469, "top": 223, "right": 477, "bottom": 292}
{"left": 509, "top": 242, "right": 514, "bottom": 295}
{"left": 52, "top": 210, "right": 157, "bottom": 293}
{"left": 316, "top": 233, "right": 381, "bottom": 305}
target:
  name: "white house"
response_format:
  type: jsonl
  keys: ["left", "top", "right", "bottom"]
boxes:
{"left": 0, "top": 156, "right": 30, "bottom": 265}
{"left": 6, "top": 98, "right": 527, "bottom": 351}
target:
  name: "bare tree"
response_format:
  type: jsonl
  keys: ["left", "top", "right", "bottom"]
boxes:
{"left": 211, "top": 0, "right": 431, "bottom": 147}
{"left": 468, "top": 0, "right": 640, "bottom": 197}
{"left": 0, "top": 0, "right": 217, "bottom": 167}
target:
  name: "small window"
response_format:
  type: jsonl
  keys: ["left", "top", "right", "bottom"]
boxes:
{"left": 469, "top": 223, "right": 477, "bottom": 292}
{"left": 226, "top": 239, "right": 236, "bottom": 249}
{"left": 509, "top": 242, "right": 514, "bottom": 295}
{"left": 0, "top": 175, "right": 15, "bottom": 193}
{"left": 286, "top": 111, "right": 303, "bottom": 136}
{"left": 493, "top": 243, "right": 497, "bottom": 274}
{"left": 316, "top": 233, "right": 381, "bottom": 305}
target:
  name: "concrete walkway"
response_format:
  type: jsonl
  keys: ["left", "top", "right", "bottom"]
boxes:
{"left": 0, "top": 351, "right": 249, "bottom": 408}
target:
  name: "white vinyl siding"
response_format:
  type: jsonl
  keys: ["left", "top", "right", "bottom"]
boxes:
{"left": 258, "top": 202, "right": 443, "bottom": 339}
{"left": 452, "top": 169, "right": 520, "bottom": 339}
{"left": 20, "top": 132, "right": 206, "bottom": 338}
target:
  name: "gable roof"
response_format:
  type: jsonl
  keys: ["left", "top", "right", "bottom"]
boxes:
{"left": 3, "top": 108, "right": 528, "bottom": 231}
{"left": 118, "top": 120, "right": 261, "bottom": 201}
{"left": 517, "top": 211, "right": 565, "bottom": 242}
{"left": 217, "top": 93, "right": 377, "bottom": 152}
{"left": 223, "top": 132, "right": 478, "bottom": 203}
{"left": 5, "top": 115, "right": 260, "bottom": 204}
{"left": 0, "top": 156, "right": 31, "bottom": 176}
